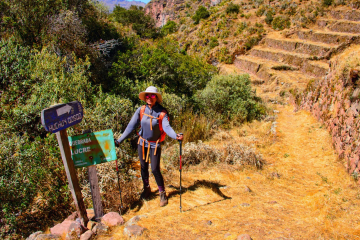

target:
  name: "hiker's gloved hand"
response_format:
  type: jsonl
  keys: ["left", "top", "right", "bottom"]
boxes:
{"left": 114, "top": 139, "right": 119, "bottom": 147}
{"left": 176, "top": 134, "right": 183, "bottom": 141}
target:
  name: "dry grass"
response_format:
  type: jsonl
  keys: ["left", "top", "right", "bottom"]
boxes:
{"left": 99, "top": 104, "right": 360, "bottom": 239}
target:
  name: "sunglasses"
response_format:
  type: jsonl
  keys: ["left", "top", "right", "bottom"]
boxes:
{"left": 145, "top": 94, "right": 156, "bottom": 99}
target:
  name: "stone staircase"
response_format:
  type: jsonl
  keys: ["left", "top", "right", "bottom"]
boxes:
{"left": 234, "top": 7, "right": 360, "bottom": 102}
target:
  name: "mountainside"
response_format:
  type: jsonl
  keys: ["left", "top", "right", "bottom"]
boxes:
{"left": 101, "top": 0, "right": 146, "bottom": 10}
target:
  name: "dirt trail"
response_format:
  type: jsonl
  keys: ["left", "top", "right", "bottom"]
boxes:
{"left": 106, "top": 100, "right": 360, "bottom": 239}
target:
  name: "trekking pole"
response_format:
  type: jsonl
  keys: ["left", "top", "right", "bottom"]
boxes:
{"left": 178, "top": 133, "right": 183, "bottom": 213}
{"left": 115, "top": 159, "right": 124, "bottom": 215}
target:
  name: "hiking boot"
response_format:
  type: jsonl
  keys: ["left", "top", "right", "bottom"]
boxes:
{"left": 159, "top": 191, "right": 168, "bottom": 207}
{"left": 140, "top": 186, "right": 151, "bottom": 200}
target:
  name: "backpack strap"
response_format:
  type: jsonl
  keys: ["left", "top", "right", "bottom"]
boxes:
{"left": 158, "top": 110, "right": 167, "bottom": 133}
{"left": 140, "top": 105, "right": 146, "bottom": 121}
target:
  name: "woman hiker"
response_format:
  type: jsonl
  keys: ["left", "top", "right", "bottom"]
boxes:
{"left": 115, "top": 86, "right": 184, "bottom": 207}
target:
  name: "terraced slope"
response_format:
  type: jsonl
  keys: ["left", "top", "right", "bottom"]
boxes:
{"left": 234, "top": 7, "right": 360, "bottom": 103}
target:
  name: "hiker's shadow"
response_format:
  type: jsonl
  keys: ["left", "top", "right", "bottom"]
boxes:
{"left": 130, "top": 180, "right": 231, "bottom": 212}
{"left": 129, "top": 190, "right": 162, "bottom": 212}
{"left": 167, "top": 180, "right": 232, "bottom": 211}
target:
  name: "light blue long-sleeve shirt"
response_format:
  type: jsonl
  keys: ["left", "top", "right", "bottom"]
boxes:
{"left": 117, "top": 103, "right": 177, "bottom": 148}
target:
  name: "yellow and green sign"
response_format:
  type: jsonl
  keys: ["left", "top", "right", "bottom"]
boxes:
{"left": 68, "top": 129, "right": 117, "bottom": 168}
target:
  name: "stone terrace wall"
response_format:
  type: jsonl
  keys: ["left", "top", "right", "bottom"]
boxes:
{"left": 300, "top": 46, "right": 360, "bottom": 180}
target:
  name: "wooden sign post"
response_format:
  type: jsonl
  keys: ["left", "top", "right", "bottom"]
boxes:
{"left": 41, "top": 101, "right": 88, "bottom": 226}
{"left": 56, "top": 129, "right": 89, "bottom": 226}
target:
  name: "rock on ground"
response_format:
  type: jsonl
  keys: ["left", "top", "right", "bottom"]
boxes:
{"left": 123, "top": 225, "right": 147, "bottom": 238}
{"left": 101, "top": 212, "right": 124, "bottom": 227}
{"left": 124, "top": 215, "right": 148, "bottom": 227}
{"left": 26, "top": 231, "right": 43, "bottom": 240}
{"left": 92, "top": 222, "right": 109, "bottom": 235}
{"left": 80, "top": 230, "right": 94, "bottom": 240}
{"left": 237, "top": 234, "right": 252, "bottom": 240}
{"left": 50, "top": 220, "right": 73, "bottom": 236}
{"left": 35, "top": 234, "right": 61, "bottom": 240}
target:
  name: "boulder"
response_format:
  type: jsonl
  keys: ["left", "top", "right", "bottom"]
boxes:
{"left": 26, "top": 231, "right": 43, "bottom": 240}
{"left": 101, "top": 212, "right": 124, "bottom": 227}
{"left": 36, "top": 234, "right": 61, "bottom": 240}
{"left": 92, "top": 222, "right": 109, "bottom": 235}
{"left": 237, "top": 234, "right": 252, "bottom": 240}
{"left": 80, "top": 230, "right": 94, "bottom": 240}
{"left": 50, "top": 220, "right": 73, "bottom": 236}
{"left": 66, "top": 212, "right": 78, "bottom": 221}
{"left": 123, "top": 225, "right": 147, "bottom": 238}
{"left": 66, "top": 220, "right": 86, "bottom": 239}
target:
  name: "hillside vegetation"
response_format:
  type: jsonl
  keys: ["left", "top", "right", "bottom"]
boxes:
{"left": 2, "top": 0, "right": 360, "bottom": 239}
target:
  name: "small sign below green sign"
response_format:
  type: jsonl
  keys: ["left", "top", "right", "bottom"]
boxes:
{"left": 68, "top": 129, "right": 117, "bottom": 168}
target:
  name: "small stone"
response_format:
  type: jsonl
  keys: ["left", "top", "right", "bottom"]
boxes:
{"left": 271, "top": 172, "right": 281, "bottom": 178}
{"left": 80, "top": 230, "right": 94, "bottom": 240}
{"left": 224, "top": 233, "right": 231, "bottom": 238}
{"left": 244, "top": 186, "right": 252, "bottom": 192}
{"left": 273, "top": 110, "right": 280, "bottom": 113}
{"left": 202, "top": 220, "right": 212, "bottom": 226}
{"left": 123, "top": 225, "right": 147, "bottom": 238}
{"left": 268, "top": 201, "right": 278, "bottom": 204}
{"left": 36, "top": 234, "right": 61, "bottom": 240}
{"left": 92, "top": 223, "right": 108, "bottom": 235}
{"left": 86, "top": 221, "right": 97, "bottom": 231}
{"left": 241, "top": 203, "right": 250, "bottom": 207}
{"left": 237, "top": 234, "right": 252, "bottom": 240}
{"left": 101, "top": 212, "right": 124, "bottom": 227}
{"left": 26, "top": 231, "right": 43, "bottom": 240}
{"left": 246, "top": 177, "right": 251, "bottom": 179}
{"left": 125, "top": 215, "right": 147, "bottom": 227}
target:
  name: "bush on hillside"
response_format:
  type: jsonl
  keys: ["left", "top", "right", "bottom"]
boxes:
{"left": 272, "top": 15, "right": 291, "bottom": 30}
{"left": 209, "top": 37, "right": 219, "bottom": 49}
{"left": 196, "top": 74, "right": 265, "bottom": 124}
{"left": 192, "top": 6, "right": 210, "bottom": 24}
{"left": 226, "top": 3, "right": 240, "bottom": 14}
{"left": 0, "top": 38, "right": 134, "bottom": 238}
{"left": 323, "top": 0, "right": 333, "bottom": 6}
{"left": 265, "top": 11, "right": 274, "bottom": 25}
{"left": 161, "top": 20, "right": 178, "bottom": 36}
{"left": 111, "top": 37, "right": 216, "bottom": 101}
{"left": 111, "top": 5, "right": 159, "bottom": 38}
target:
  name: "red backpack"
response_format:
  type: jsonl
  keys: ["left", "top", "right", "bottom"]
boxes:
{"left": 139, "top": 105, "right": 167, "bottom": 142}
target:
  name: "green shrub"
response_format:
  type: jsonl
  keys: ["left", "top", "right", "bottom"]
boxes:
{"left": 244, "top": 35, "right": 262, "bottom": 50}
{"left": 272, "top": 15, "right": 291, "bottom": 30}
{"left": 111, "top": 37, "right": 216, "bottom": 100}
{"left": 226, "top": 3, "right": 240, "bottom": 14}
{"left": 195, "top": 74, "right": 265, "bottom": 123}
{"left": 161, "top": 20, "right": 177, "bottom": 35}
{"left": 192, "top": 6, "right": 210, "bottom": 24}
{"left": 265, "top": 11, "right": 274, "bottom": 25}
{"left": 256, "top": 6, "right": 266, "bottom": 17}
{"left": 112, "top": 6, "right": 159, "bottom": 38}
{"left": 209, "top": 37, "right": 219, "bottom": 49}
{"left": 323, "top": 0, "right": 333, "bottom": 6}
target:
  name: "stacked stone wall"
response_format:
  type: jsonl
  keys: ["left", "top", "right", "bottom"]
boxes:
{"left": 300, "top": 47, "right": 360, "bottom": 180}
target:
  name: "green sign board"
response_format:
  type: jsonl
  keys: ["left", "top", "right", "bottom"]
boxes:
{"left": 68, "top": 129, "right": 117, "bottom": 168}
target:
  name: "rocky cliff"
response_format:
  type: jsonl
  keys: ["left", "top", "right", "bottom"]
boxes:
{"left": 145, "top": 0, "right": 220, "bottom": 27}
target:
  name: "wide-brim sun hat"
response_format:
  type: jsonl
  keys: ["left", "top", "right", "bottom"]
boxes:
{"left": 139, "top": 86, "right": 163, "bottom": 103}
